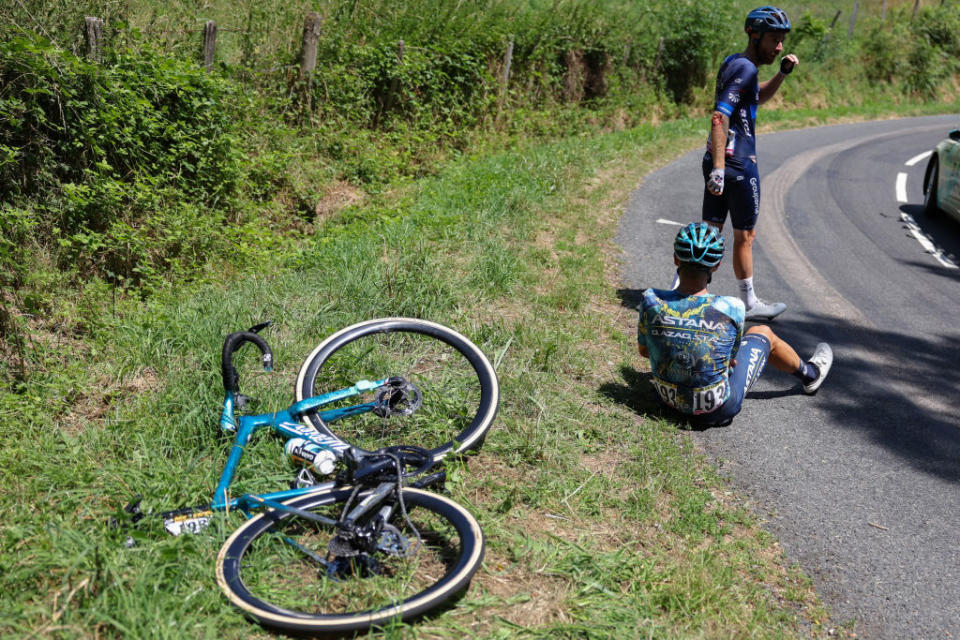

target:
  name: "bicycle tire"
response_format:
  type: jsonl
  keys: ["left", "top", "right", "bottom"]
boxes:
{"left": 295, "top": 318, "right": 499, "bottom": 461}
{"left": 215, "top": 487, "right": 484, "bottom": 634}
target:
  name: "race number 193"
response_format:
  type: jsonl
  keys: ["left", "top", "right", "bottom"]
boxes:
{"left": 691, "top": 379, "right": 727, "bottom": 414}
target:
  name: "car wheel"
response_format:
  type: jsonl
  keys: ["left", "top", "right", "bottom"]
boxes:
{"left": 923, "top": 156, "right": 940, "bottom": 217}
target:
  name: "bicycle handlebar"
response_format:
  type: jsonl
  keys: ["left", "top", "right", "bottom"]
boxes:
{"left": 221, "top": 322, "right": 274, "bottom": 393}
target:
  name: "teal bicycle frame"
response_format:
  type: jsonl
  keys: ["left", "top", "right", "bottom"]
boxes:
{"left": 211, "top": 378, "right": 389, "bottom": 511}
{"left": 156, "top": 322, "right": 430, "bottom": 537}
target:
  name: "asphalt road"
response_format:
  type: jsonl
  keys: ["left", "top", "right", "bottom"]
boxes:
{"left": 616, "top": 115, "right": 960, "bottom": 639}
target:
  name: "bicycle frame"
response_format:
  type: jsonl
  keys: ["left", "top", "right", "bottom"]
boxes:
{"left": 158, "top": 319, "right": 467, "bottom": 538}
{"left": 160, "top": 376, "right": 399, "bottom": 536}
{"left": 212, "top": 377, "right": 391, "bottom": 510}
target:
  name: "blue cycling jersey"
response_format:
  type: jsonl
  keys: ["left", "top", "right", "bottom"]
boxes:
{"left": 705, "top": 53, "right": 759, "bottom": 170}
{"left": 637, "top": 288, "right": 745, "bottom": 415}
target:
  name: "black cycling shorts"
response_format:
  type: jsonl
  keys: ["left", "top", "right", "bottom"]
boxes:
{"left": 701, "top": 155, "right": 761, "bottom": 231}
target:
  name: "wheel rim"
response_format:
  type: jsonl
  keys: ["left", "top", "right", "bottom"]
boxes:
{"left": 295, "top": 319, "right": 498, "bottom": 460}
{"left": 216, "top": 488, "right": 484, "bottom": 632}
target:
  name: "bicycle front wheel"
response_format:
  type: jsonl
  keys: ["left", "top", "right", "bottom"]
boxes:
{"left": 215, "top": 488, "right": 485, "bottom": 635}
{"left": 295, "top": 318, "right": 499, "bottom": 461}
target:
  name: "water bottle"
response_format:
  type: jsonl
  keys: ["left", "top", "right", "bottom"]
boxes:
{"left": 284, "top": 438, "right": 337, "bottom": 476}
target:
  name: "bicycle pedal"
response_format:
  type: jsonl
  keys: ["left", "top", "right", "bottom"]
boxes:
{"left": 292, "top": 468, "right": 319, "bottom": 489}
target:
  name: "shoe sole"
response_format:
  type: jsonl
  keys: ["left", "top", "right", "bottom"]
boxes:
{"left": 745, "top": 307, "right": 786, "bottom": 321}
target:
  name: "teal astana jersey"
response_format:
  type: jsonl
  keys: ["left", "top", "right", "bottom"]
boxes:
{"left": 637, "top": 288, "right": 745, "bottom": 415}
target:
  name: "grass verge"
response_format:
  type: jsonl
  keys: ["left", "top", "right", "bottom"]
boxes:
{"left": 3, "top": 98, "right": 957, "bottom": 638}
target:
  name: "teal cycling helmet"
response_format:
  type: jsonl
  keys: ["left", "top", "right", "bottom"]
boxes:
{"left": 674, "top": 222, "right": 725, "bottom": 269}
{"left": 745, "top": 6, "right": 791, "bottom": 35}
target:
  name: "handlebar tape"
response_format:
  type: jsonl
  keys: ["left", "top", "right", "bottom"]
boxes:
{"left": 220, "top": 330, "right": 273, "bottom": 393}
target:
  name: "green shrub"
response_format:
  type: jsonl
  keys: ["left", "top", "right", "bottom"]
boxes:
{"left": 0, "top": 31, "right": 242, "bottom": 288}
{"left": 790, "top": 11, "right": 834, "bottom": 64}
{"left": 913, "top": 5, "right": 960, "bottom": 57}
{"left": 854, "top": 6, "right": 960, "bottom": 97}
{"left": 861, "top": 21, "right": 905, "bottom": 83}
{"left": 655, "top": 0, "right": 738, "bottom": 104}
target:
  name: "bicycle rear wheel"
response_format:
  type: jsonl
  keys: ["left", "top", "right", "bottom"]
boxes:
{"left": 215, "top": 488, "right": 484, "bottom": 635}
{"left": 295, "top": 318, "right": 499, "bottom": 461}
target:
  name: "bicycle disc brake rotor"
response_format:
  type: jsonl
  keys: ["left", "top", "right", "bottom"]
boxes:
{"left": 372, "top": 378, "right": 422, "bottom": 418}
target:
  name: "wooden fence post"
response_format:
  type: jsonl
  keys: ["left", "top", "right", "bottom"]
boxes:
{"left": 497, "top": 37, "right": 514, "bottom": 116}
{"left": 653, "top": 37, "right": 665, "bottom": 71}
{"left": 824, "top": 10, "right": 841, "bottom": 43}
{"left": 829, "top": 9, "right": 841, "bottom": 29}
{"left": 848, "top": 2, "right": 859, "bottom": 37}
{"left": 202, "top": 21, "right": 217, "bottom": 70}
{"left": 384, "top": 40, "right": 404, "bottom": 115}
{"left": 300, "top": 12, "right": 323, "bottom": 79}
{"left": 881, "top": 0, "right": 888, "bottom": 20}
{"left": 298, "top": 12, "right": 323, "bottom": 116}
{"left": 913, "top": 0, "right": 920, "bottom": 17}
{"left": 84, "top": 17, "right": 103, "bottom": 62}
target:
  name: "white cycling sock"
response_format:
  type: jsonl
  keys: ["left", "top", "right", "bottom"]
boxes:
{"left": 738, "top": 277, "right": 758, "bottom": 308}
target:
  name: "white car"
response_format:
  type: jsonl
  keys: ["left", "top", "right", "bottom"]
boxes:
{"left": 922, "top": 128, "right": 960, "bottom": 221}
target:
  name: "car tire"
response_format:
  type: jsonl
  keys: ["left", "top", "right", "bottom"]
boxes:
{"left": 923, "top": 156, "right": 940, "bottom": 217}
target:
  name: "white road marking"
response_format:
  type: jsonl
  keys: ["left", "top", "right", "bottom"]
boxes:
{"left": 656, "top": 218, "right": 684, "bottom": 226}
{"left": 895, "top": 172, "right": 908, "bottom": 203}
{"left": 899, "top": 212, "right": 958, "bottom": 269}
{"left": 760, "top": 126, "right": 956, "bottom": 416}
{"left": 897, "top": 153, "right": 956, "bottom": 269}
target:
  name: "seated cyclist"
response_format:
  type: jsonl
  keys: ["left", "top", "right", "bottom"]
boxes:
{"left": 637, "top": 222, "right": 833, "bottom": 427}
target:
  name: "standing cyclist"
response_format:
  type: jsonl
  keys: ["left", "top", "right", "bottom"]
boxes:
{"left": 638, "top": 223, "right": 832, "bottom": 427}
{"left": 702, "top": 6, "right": 798, "bottom": 320}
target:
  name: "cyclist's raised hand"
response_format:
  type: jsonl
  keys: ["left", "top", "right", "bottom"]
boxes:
{"left": 779, "top": 53, "right": 799, "bottom": 75}
{"left": 706, "top": 168, "right": 725, "bottom": 196}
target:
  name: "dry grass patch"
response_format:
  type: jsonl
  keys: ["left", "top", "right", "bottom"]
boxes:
{"left": 314, "top": 180, "right": 364, "bottom": 220}
{"left": 59, "top": 367, "right": 159, "bottom": 434}
{"left": 475, "top": 553, "right": 575, "bottom": 629}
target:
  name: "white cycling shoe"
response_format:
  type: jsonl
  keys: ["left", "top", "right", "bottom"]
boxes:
{"left": 803, "top": 343, "right": 834, "bottom": 395}
{"left": 745, "top": 299, "right": 787, "bottom": 321}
